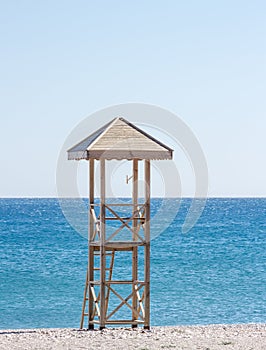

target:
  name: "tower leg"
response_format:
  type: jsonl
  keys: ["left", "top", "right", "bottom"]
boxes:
{"left": 144, "top": 160, "right": 150, "bottom": 330}
{"left": 132, "top": 159, "right": 138, "bottom": 328}
{"left": 89, "top": 159, "right": 95, "bottom": 329}
{"left": 100, "top": 159, "right": 106, "bottom": 329}
{"left": 88, "top": 246, "right": 94, "bottom": 329}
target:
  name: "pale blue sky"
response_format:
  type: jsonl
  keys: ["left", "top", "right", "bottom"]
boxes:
{"left": 0, "top": 1, "right": 265, "bottom": 197}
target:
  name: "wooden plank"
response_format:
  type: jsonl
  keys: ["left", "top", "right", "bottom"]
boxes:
{"left": 104, "top": 217, "right": 132, "bottom": 220}
{"left": 90, "top": 285, "right": 100, "bottom": 316}
{"left": 80, "top": 268, "right": 88, "bottom": 329}
{"left": 144, "top": 160, "right": 150, "bottom": 330}
{"left": 92, "top": 320, "right": 145, "bottom": 324}
{"left": 91, "top": 242, "right": 144, "bottom": 248}
{"left": 89, "top": 159, "right": 95, "bottom": 241}
{"left": 104, "top": 203, "right": 134, "bottom": 206}
{"left": 105, "top": 250, "right": 115, "bottom": 315}
{"left": 89, "top": 280, "right": 145, "bottom": 285}
{"left": 100, "top": 159, "right": 106, "bottom": 329}
{"left": 88, "top": 247, "right": 95, "bottom": 328}
{"left": 90, "top": 208, "right": 100, "bottom": 240}
{"left": 91, "top": 203, "right": 144, "bottom": 207}
{"left": 135, "top": 284, "right": 145, "bottom": 318}
{"left": 89, "top": 244, "right": 136, "bottom": 251}
{"left": 88, "top": 158, "right": 95, "bottom": 329}
{"left": 87, "top": 149, "right": 172, "bottom": 160}
{"left": 105, "top": 280, "right": 133, "bottom": 284}
{"left": 132, "top": 159, "right": 138, "bottom": 328}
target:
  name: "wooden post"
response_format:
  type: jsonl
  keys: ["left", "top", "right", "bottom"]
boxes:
{"left": 144, "top": 160, "right": 150, "bottom": 330}
{"left": 132, "top": 159, "right": 138, "bottom": 328}
{"left": 100, "top": 159, "right": 106, "bottom": 330}
{"left": 89, "top": 159, "right": 95, "bottom": 241}
{"left": 88, "top": 158, "right": 94, "bottom": 329}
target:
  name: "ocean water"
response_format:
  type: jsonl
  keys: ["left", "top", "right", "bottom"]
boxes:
{"left": 0, "top": 198, "right": 265, "bottom": 329}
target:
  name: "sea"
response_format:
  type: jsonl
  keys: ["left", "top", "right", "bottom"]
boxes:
{"left": 0, "top": 198, "right": 265, "bottom": 329}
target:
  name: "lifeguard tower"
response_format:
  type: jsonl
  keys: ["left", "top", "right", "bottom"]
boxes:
{"left": 68, "top": 117, "right": 173, "bottom": 330}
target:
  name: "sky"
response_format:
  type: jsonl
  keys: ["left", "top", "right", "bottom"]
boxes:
{"left": 0, "top": 0, "right": 265, "bottom": 197}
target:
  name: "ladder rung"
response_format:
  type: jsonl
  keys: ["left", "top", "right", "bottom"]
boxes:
{"left": 94, "top": 268, "right": 112, "bottom": 271}
{"left": 94, "top": 253, "right": 114, "bottom": 256}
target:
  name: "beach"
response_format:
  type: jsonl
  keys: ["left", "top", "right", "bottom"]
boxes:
{"left": 0, "top": 324, "right": 265, "bottom": 350}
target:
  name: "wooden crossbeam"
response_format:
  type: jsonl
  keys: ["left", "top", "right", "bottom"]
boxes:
{"left": 105, "top": 205, "right": 134, "bottom": 235}
{"left": 106, "top": 284, "right": 144, "bottom": 320}
{"left": 105, "top": 205, "right": 146, "bottom": 243}
{"left": 93, "top": 319, "right": 145, "bottom": 324}
{"left": 90, "top": 208, "right": 100, "bottom": 241}
{"left": 90, "top": 285, "right": 100, "bottom": 317}
{"left": 91, "top": 203, "right": 143, "bottom": 207}
{"left": 136, "top": 205, "right": 145, "bottom": 241}
{"left": 135, "top": 285, "right": 145, "bottom": 318}
{"left": 105, "top": 250, "right": 115, "bottom": 313}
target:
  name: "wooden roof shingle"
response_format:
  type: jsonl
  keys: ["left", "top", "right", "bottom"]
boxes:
{"left": 68, "top": 117, "right": 173, "bottom": 160}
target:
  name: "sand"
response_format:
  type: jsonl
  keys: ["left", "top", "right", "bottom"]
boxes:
{"left": 0, "top": 324, "right": 265, "bottom": 350}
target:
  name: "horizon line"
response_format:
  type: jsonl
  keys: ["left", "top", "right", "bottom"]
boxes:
{"left": 0, "top": 196, "right": 266, "bottom": 199}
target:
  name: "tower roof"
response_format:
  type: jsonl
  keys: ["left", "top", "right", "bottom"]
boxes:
{"left": 68, "top": 117, "right": 173, "bottom": 160}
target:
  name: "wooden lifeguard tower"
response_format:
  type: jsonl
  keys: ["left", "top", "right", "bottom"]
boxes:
{"left": 68, "top": 117, "right": 173, "bottom": 330}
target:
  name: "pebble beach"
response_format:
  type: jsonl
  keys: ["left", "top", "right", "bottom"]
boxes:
{"left": 0, "top": 324, "right": 265, "bottom": 350}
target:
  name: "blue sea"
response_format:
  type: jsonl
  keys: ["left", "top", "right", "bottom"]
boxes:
{"left": 0, "top": 198, "right": 265, "bottom": 329}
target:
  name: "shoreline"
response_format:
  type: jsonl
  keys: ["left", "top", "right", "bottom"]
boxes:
{"left": 0, "top": 324, "right": 265, "bottom": 350}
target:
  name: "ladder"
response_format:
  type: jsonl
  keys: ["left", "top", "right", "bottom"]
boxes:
{"left": 80, "top": 249, "right": 115, "bottom": 329}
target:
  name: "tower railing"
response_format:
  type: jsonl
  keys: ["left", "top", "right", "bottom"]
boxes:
{"left": 89, "top": 203, "right": 146, "bottom": 244}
